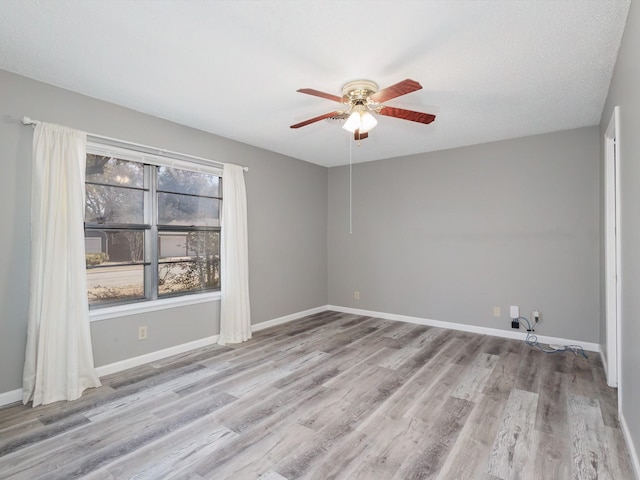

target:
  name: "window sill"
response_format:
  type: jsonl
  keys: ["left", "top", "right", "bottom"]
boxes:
{"left": 89, "top": 291, "right": 221, "bottom": 322}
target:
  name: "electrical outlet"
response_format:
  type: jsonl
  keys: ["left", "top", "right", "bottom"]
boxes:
{"left": 138, "top": 325, "right": 148, "bottom": 340}
{"left": 510, "top": 305, "right": 520, "bottom": 319}
{"left": 532, "top": 309, "right": 540, "bottom": 323}
{"left": 493, "top": 306, "right": 501, "bottom": 317}
{"left": 354, "top": 291, "right": 360, "bottom": 300}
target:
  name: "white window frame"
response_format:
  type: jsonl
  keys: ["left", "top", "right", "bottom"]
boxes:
{"left": 85, "top": 141, "right": 223, "bottom": 322}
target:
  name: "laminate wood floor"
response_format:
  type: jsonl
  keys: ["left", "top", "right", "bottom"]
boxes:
{"left": 0, "top": 311, "right": 634, "bottom": 479}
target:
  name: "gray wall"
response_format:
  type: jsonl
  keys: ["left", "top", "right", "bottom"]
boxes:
{"left": 601, "top": 0, "right": 640, "bottom": 471}
{"left": 328, "top": 127, "right": 601, "bottom": 342}
{"left": 0, "top": 69, "right": 328, "bottom": 394}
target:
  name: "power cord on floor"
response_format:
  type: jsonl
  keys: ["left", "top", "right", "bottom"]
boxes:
{"left": 517, "top": 316, "right": 588, "bottom": 359}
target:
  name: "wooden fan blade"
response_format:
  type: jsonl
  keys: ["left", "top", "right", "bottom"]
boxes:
{"left": 354, "top": 129, "right": 369, "bottom": 141}
{"left": 378, "top": 106, "right": 436, "bottom": 124}
{"left": 290, "top": 111, "right": 341, "bottom": 129}
{"left": 297, "top": 88, "right": 343, "bottom": 103}
{"left": 369, "top": 79, "right": 422, "bottom": 103}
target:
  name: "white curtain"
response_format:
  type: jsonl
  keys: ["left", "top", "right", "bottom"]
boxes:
{"left": 23, "top": 122, "right": 101, "bottom": 407}
{"left": 218, "top": 163, "right": 251, "bottom": 345}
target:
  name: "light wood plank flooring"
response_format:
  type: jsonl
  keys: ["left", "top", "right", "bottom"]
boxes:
{"left": 0, "top": 311, "right": 634, "bottom": 479}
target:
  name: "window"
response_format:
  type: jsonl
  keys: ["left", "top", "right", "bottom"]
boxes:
{"left": 84, "top": 144, "right": 222, "bottom": 308}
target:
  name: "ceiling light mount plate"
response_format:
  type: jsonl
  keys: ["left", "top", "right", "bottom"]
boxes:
{"left": 342, "top": 80, "right": 378, "bottom": 103}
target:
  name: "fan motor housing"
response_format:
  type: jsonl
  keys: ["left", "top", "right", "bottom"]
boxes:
{"left": 342, "top": 80, "right": 378, "bottom": 103}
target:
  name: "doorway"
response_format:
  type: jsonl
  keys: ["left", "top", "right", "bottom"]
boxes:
{"left": 604, "top": 106, "right": 621, "bottom": 389}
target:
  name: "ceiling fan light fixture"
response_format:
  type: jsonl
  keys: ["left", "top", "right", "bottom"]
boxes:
{"left": 343, "top": 110, "right": 377, "bottom": 134}
{"left": 292, "top": 79, "right": 434, "bottom": 138}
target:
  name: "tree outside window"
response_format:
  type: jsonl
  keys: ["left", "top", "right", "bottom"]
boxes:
{"left": 84, "top": 152, "right": 221, "bottom": 307}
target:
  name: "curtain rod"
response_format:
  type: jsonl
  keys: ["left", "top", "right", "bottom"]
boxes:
{"left": 21, "top": 116, "right": 248, "bottom": 172}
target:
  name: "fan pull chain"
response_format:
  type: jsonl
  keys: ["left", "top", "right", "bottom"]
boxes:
{"left": 349, "top": 134, "right": 353, "bottom": 235}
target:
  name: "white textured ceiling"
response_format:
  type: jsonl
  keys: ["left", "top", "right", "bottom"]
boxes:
{"left": 0, "top": 1, "right": 630, "bottom": 167}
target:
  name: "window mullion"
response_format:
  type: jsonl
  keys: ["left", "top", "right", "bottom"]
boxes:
{"left": 146, "top": 165, "right": 158, "bottom": 301}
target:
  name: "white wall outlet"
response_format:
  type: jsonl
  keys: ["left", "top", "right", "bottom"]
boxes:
{"left": 138, "top": 325, "right": 148, "bottom": 340}
{"left": 493, "top": 306, "right": 501, "bottom": 317}
{"left": 354, "top": 291, "right": 360, "bottom": 300}
{"left": 510, "top": 305, "right": 520, "bottom": 319}
{"left": 532, "top": 309, "right": 540, "bottom": 323}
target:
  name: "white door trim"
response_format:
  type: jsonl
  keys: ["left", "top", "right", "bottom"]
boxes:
{"left": 604, "top": 106, "right": 621, "bottom": 389}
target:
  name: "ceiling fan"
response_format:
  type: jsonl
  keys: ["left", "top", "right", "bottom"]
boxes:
{"left": 290, "top": 78, "right": 436, "bottom": 141}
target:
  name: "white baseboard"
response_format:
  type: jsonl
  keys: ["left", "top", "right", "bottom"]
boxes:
{"left": 327, "top": 305, "right": 601, "bottom": 352}
{"left": 0, "top": 388, "right": 23, "bottom": 407}
{"left": 0, "top": 337, "right": 221, "bottom": 408}
{"left": 96, "top": 306, "right": 330, "bottom": 378}
{"left": 620, "top": 411, "right": 640, "bottom": 480}
{"left": 0, "top": 304, "right": 601, "bottom": 408}
{"left": 252, "top": 305, "right": 328, "bottom": 332}
{"left": 600, "top": 347, "right": 609, "bottom": 373}
{"left": 0, "top": 306, "right": 330, "bottom": 408}
{"left": 95, "top": 335, "right": 219, "bottom": 377}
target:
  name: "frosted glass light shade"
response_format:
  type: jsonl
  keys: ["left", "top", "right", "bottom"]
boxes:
{"left": 343, "top": 110, "right": 378, "bottom": 133}
{"left": 343, "top": 111, "right": 361, "bottom": 133}
{"left": 359, "top": 111, "right": 377, "bottom": 133}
